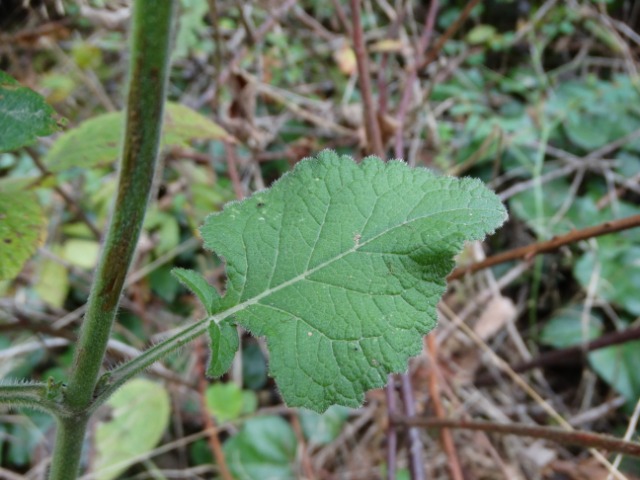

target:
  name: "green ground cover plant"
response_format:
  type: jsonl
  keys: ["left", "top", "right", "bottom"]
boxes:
{"left": 0, "top": 1, "right": 506, "bottom": 477}
{"left": 2, "top": 0, "right": 640, "bottom": 479}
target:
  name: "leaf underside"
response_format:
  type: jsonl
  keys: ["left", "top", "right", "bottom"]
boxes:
{"left": 200, "top": 151, "right": 507, "bottom": 412}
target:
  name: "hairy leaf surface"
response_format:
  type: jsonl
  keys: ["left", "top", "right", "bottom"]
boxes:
{"left": 172, "top": 267, "right": 220, "bottom": 314}
{"left": 200, "top": 151, "right": 507, "bottom": 411}
{"left": 207, "top": 320, "right": 239, "bottom": 378}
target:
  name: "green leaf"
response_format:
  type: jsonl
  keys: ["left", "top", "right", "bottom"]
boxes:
{"left": 539, "top": 307, "right": 603, "bottom": 349}
{"left": 207, "top": 320, "right": 239, "bottom": 378}
{"left": 242, "top": 343, "right": 268, "bottom": 390}
{"left": 174, "top": 0, "right": 212, "bottom": 59}
{"left": 149, "top": 265, "right": 180, "bottom": 303}
{"left": 0, "top": 71, "right": 62, "bottom": 152}
{"left": 145, "top": 210, "right": 180, "bottom": 255}
{"left": 5, "top": 410, "right": 54, "bottom": 466}
{"left": 589, "top": 340, "right": 640, "bottom": 410}
{"left": 0, "top": 191, "right": 46, "bottom": 281}
{"left": 240, "top": 389, "right": 258, "bottom": 415}
{"left": 43, "top": 102, "right": 232, "bottom": 173}
{"left": 93, "top": 379, "right": 170, "bottom": 480}
{"left": 465, "top": 25, "right": 497, "bottom": 45}
{"left": 172, "top": 267, "right": 220, "bottom": 314}
{"left": 563, "top": 108, "right": 628, "bottom": 151}
{"left": 205, "top": 382, "right": 255, "bottom": 423}
{"left": 575, "top": 247, "right": 640, "bottom": 316}
{"left": 201, "top": 151, "right": 507, "bottom": 411}
{"left": 223, "top": 416, "right": 297, "bottom": 480}
{"left": 299, "top": 405, "right": 351, "bottom": 445}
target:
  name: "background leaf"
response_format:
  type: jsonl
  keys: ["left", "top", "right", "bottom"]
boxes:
{"left": 0, "top": 71, "right": 62, "bottom": 152}
{"left": 0, "top": 191, "right": 46, "bottom": 281}
{"left": 299, "top": 405, "right": 351, "bottom": 446}
{"left": 589, "top": 341, "right": 640, "bottom": 411}
{"left": 205, "top": 382, "right": 256, "bottom": 423}
{"left": 34, "top": 245, "right": 69, "bottom": 308}
{"left": 223, "top": 416, "right": 297, "bottom": 480}
{"left": 93, "top": 379, "right": 170, "bottom": 480}
{"left": 201, "top": 151, "right": 507, "bottom": 411}
{"left": 539, "top": 306, "right": 603, "bottom": 349}
{"left": 43, "top": 102, "right": 232, "bottom": 173}
{"left": 574, "top": 247, "right": 640, "bottom": 316}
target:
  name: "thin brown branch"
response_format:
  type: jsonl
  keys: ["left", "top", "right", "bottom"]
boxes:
{"left": 349, "top": 0, "right": 384, "bottom": 158}
{"left": 224, "top": 142, "right": 244, "bottom": 200}
{"left": 290, "top": 413, "right": 316, "bottom": 480}
{"left": 417, "top": 0, "right": 482, "bottom": 71}
{"left": 206, "top": 0, "right": 224, "bottom": 106}
{"left": 449, "top": 214, "right": 640, "bottom": 280}
{"left": 331, "top": 0, "right": 353, "bottom": 39}
{"left": 400, "top": 373, "right": 425, "bottom": 480}
{"left": 377, "top": 4, "right": 405, "bottom": 117}
{"left": 391, "top": 417, "right": 640, "bottom": 458}
{"left": 202, "top": 0, "right": 298, "bottom": 106}
{"left": 195, "top": 340, "right": 233, "bottom": 480}
{"left": 394, "top": 0, "right": 439, "bottom": 158}
{"left": 426, "top": 335, "right": 464, "bottom": 480}
{"left": 475, "top": 324, "right": 640, "bottom": 386}
{"left": 385, "top": 376, "right": 398, "bottom": 480}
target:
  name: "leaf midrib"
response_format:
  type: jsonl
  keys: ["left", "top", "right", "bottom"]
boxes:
{"left": 212, "top": 205, "right": 496, "bottom": 324}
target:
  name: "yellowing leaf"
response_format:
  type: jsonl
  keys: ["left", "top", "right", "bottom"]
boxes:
{"left": 370, "top": 39, "right": 404, "bottom": 53}
{"left": 93, "top": 379, "right": 170, "bottom": 480}
{"left": 62, "top": 239, "right": 100, "bottom": 269}
{"left": 0, "top": 191, "right": 47, "bottom": 281}
{"left": 334, "top": 45, "right": 357, "bottom": 76}
{"left": 35, "top": 246, "right": 68, "bottom": 308}
{"left": 43, "top": 102, "right": 233, "bottom": 173}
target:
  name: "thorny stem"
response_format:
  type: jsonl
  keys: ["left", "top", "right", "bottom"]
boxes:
{"left": 48, "top": 1, "right": 176, "bottom": 478}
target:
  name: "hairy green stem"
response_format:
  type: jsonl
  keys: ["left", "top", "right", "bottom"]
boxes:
{"left": 48, "top": 1, "right": 176, "bottom": 478}
{"left": 90, "top": 318, "right": 211, "bottom": 413}
{"left": 47, "top": 415, "right": 90, "bottom": 480}
{"left": 0, "top": 382, "right": 63, "bottom": 416}
{"left": 65, "top": 0, "right": 175, "bottom": 410}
